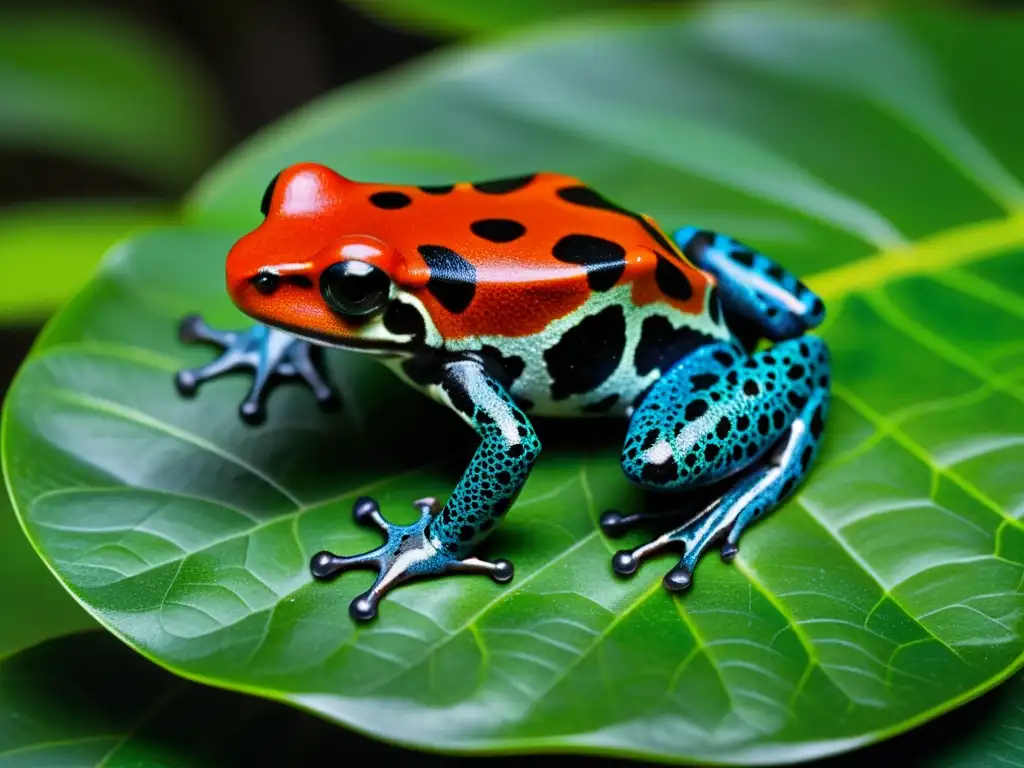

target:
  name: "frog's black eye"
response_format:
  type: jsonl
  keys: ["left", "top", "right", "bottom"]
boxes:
{"left": 260, "top": 172, "right": 281, "bottom": 217}
{"left": 320, "top": 260, "right": 391, "bottom": 317}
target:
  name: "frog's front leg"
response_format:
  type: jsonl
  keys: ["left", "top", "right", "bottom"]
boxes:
{"left": 174, "top": 315, "right": 338, "bottom": 424}
{"left": 309, "top": 357, "right": 541, "bottom": 621}
{"left": 610, "top": 338, "right": 830, "bottom": 591}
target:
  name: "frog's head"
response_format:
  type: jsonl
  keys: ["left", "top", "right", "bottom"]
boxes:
{"left": 225, "top": 162, "right": 432, "bottom": 353}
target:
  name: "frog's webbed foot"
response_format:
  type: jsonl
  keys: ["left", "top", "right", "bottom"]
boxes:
{"left": 174, "top": 314, "right": 339, "bottom": 425}
{"left": 610, "top": 496, "right": 728, "bottom": 592}
{"left": 599, "top": 498, "right": 709, "bottom": 539}
{"left": 310, "top": 496, "right": 514, "bottom": 621}
{"left": 611, "top": 335, "right": 831, "bottom": 593}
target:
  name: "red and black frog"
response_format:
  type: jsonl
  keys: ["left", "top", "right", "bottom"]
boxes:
{"left": 175, "top": 163, "right": 831, "bottom": 621}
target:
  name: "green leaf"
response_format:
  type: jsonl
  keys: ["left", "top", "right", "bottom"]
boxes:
{"left": 0, "top": 9, "right": 224, "bottom": 188}
{"left": 6, "top": 5, "right": 1024, "bottom": 765}
{"left": 341, "top": 0, "right": 648, "bottom": 36}
{"left": 0, "top": 631, "right": 1020, "bottom": 768}
{"left": 0, "top": 202, "right": 175, "bottom": 322}
{"left": 0, "top": 484, "right": 94, "bottom": 660}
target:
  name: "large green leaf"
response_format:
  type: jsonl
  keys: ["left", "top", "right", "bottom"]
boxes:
{"left": 2, "top": 632, "right": 1019, "bottom": 768}
{"left": 5, "top": 4, "right": 1024, "bottom": 765}
{"left": 0, "top": 202, "right": 175, "bottom": 322}
{"left": 1, "top": 634, "right": 1021, "bottom": 768}
{"left": 0, "top": 9, "right": 223, "bottom": 188}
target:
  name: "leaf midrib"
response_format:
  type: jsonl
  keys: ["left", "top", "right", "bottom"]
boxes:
{"left": 807, "top": 213, "right": 1024, "bottom": 300}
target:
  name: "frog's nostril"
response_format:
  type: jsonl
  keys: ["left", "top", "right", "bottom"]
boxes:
{"left": 250, "top": 271, "right": 280, "bottom": 295}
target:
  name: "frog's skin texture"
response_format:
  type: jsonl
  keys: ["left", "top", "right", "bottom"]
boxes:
{"left": 175, "top": 163, "right": 831, "bottom": 620}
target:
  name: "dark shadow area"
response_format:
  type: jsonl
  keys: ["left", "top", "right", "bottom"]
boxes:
{"left": 0, "top": 326, "right": 39, "bottom": 398}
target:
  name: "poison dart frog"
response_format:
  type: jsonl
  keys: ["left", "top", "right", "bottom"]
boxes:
{"left": 175, "top": 163, "right": 831, "bottom": 621}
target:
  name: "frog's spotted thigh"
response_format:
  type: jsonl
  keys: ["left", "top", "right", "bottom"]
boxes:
{"left": 175, "top": 163, "right": 831, "bottom": 620}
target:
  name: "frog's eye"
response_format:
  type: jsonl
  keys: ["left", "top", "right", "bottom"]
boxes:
{"left": 320, "top": 260, "right": 392, "bottom": 317}
{"left": 260, "top": 172, "right": 281, "bottom": 217}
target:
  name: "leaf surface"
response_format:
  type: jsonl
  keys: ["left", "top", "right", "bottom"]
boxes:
{"left": 0, "top": 630, "right": 1020, "bottom": 767}
{"left": 5, "top": 6, "right": 1024, "bottom": 765}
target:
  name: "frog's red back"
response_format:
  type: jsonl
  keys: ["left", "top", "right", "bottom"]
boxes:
{"left": 228, "top": 163, "right": 713, "bottom": 342}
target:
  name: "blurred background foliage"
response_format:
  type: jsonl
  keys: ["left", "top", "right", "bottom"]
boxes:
{"left": 0, "top": 0, "right": 1022, "bottom": 765}
{"left": 0, "top": 0, "right": 1016, "bottom": 328}
{"left": 0, "top": 0, "right": 1017, "bottom": 331}
{"left": 340, "top": 0, "right": 1006, "bottom": 36}
{"left": 343, "top": 0, "right": 655, "bottom": 36}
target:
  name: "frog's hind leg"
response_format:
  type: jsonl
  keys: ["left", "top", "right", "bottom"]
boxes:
{"left": 672, "top": 227, "right": 825, "bottom": 342}
{"left": 609, "top": 337, "right": 830, "bottom": 591}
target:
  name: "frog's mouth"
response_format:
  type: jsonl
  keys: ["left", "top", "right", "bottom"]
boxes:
{"left": 231, "top": 277, "right": 431, "bottom": 355}
{"left": 267, "top": 313, "right": 426, "bottom": 355}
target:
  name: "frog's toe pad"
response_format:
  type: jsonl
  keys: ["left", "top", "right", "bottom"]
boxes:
{"left": 611, "top": 539, "right": 696, "bottom": 593}
{"left": 178, "top": 314, "right": 207, "bottom": 344}
{"left": 174, "top": 369, "right": 199, "bottom": 397}
{"left": 309, "top": 497, "right": 514, "bottom": 622}
{"left": 611, "top": 550, "right": 640, "bottom": 575}
{"left": 607, "top": 503, "right": 740, "bottom": 593}
{"left": 310, "top": 551, "right": 354, "bottom": 579}
{"left": 349, "top": 594, "right": 380, "bottom": 622}
{"left": 610, "top": 528, "right": 681, "bottom": 578}
{"left": 720, "top": 542, "right": 739, "bottom": 562}
{"left": 662, "top": 565, "right": 693, "bottom": 592}
{"left": 454, "top": 555, "right": 514, "bottom": 583}
{"left": 239, "top": 398, "right": 267, "bottom": 425}
{"left": 600, "top": 510, "right": 643, "bottom": 538}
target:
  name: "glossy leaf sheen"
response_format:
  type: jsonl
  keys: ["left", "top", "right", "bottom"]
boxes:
{"left": 0, "top": 10, "right": 222, "bottom": 187}
{"left": 5, "top": 6, "right": 1024, "bottom": 765}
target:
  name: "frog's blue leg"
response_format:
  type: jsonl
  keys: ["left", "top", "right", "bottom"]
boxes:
{"left": 310, "top": 358, "right": 540, "bottom": 621}
{"left": 175, "top": 314, "right": 338, "bottom": 425}
{"left": 608, "top": 337, "right": 830, "bottom": 591}
{"left": 672, "top": 227, "right": 826, "bottom": 340}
